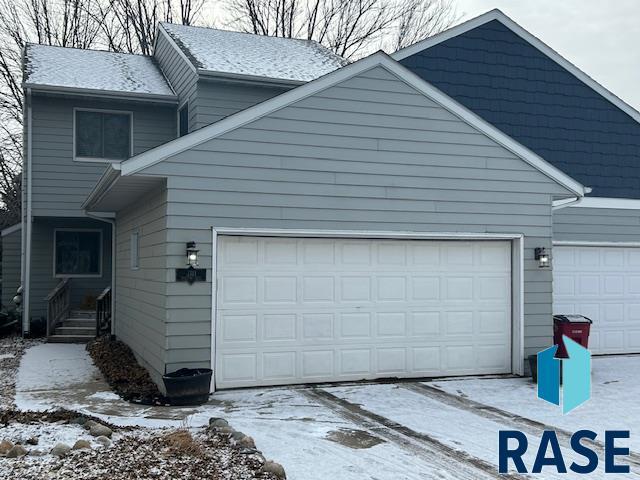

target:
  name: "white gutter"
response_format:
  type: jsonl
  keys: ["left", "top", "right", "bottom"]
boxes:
{"left": 552, "top": 196, "right": 583, "bottom": 210}
{"left": 85, "top": 211, "right": 116, "bottom": 336}
{"left": 22, "top": 88, "right": 33, "bottom": 334}
{"left": 23, "top": 84, "right": 178, "bottom": 104}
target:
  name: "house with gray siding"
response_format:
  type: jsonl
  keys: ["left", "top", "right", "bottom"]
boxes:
{"left": 9, "top": 12, "right": 637, "bottom": 392}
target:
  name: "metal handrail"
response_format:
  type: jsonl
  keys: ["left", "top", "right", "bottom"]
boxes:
{"left": 45, "top": 278, "right": 70, "bottom": 337}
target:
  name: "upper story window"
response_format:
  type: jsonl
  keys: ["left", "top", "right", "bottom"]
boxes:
{"left": 178, "top": 104, "right": 188, "bottom": 137}
{"left": 75, "top": 109, "right": 132, "bottom": 161}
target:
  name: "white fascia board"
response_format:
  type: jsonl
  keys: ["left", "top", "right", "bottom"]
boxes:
{"left": 1, "top": 223, "right": 22, "bottom": 237}
{"left": 24, "top": 83, "right": 178, "bottom": 104}
{"left": 120, "top": 52, "right": 585, "bottom": 196}
{"left": 565, "top": 197, "right": 640, "bottom": 210}
{"left": 392, "top": 9, "right": 640, "bottom": 127}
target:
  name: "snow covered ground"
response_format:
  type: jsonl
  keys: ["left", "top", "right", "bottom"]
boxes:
{"left": 433, "top": 355, "right": 640, "bottom": 450}
{"left": 7, "top": 342, "right": 640, "bottom": 479}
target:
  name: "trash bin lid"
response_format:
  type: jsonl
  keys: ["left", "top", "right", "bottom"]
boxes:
{"left": 553, "top": 314, "right": 593, "bottom": 324}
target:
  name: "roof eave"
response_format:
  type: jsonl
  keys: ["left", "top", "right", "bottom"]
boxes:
{"left": 119, "top": 51, "right": 586, "bottom": 197}
{"left": 23, "top": 83, "right": 179, "bottom": 104}
{"left": 82, "top": 164, "right": 122, "bottom": 211}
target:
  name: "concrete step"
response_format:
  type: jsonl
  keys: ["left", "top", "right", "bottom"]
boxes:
{"left": 54, "top": 326, "right": 95, "bottom": 336}
{"left": 61, "top": 319, "right": 96, "bottom": 328}
{"left": 69, "top": 310, "right": 96, "bottom": 319}
{"left": 47, "top": 334, "right": 94, "bottom": 344}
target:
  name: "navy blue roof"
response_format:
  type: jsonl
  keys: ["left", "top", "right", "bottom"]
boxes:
{"left": 399, "top": 19, "right": 640, "bottom": 199}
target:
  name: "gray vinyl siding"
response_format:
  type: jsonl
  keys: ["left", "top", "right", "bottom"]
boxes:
{"left": 136, "top": 65, "right": 574, "bottom": 374}
{"left": 154, "top": 31, "right": 198, "bottom": 132}
{"left": 28, "top": 217, "right": 111, "bottom": 321}
{"left": 30, "top": 94, "right": 176, "bottom": 217}
{"left": 115, "top": 186, "right": 168, "bottom": 389}
{"left": 192, "top": 80, "right": 290, "bottom": 129}
{"left": 553, "top": 207, "right": 640, "bottom": 242}
{"left": 153, "top": 33, "right": 290, "bottom": 132}
{"left": 1, "top": 228, "right": 22, "bottom": 309}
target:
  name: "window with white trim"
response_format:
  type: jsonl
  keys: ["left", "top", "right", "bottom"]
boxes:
{"left": 75, "top": 110, "right": 131, "bottom": 160}
{"left": 54, "top": 230, "right": 102, "bottom": 277}
{"left": 131, "top": 232, "right": 139, "bottom": 270}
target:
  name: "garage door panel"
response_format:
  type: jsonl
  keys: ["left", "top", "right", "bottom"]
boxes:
{"left": 216, "top": 237, "right": 512, "bottom": 388}
{"left": 554, "top": 245, "right": 640, "bottom": 355}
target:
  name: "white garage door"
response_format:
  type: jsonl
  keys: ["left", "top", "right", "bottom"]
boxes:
{"left": 554, "top": 245, "right": 640, "bottom": 355}
{"left": 215, "top": 236, "right": 512, "bottom": 388}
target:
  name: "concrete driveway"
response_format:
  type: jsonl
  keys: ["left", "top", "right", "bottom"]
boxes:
{"left": 215, "top": 356, "right": 640, "bottom": 479}
{"left": 15, "top": 345, "right": 640, "bottom": 479}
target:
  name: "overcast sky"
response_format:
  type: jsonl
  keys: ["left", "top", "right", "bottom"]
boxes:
{"left": 454, "top": 0, "right": 640, "bottom": 110}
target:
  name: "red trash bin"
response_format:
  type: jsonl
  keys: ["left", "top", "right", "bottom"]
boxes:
{"left": 553, "top": 314, "right": 592, "bottom": 358}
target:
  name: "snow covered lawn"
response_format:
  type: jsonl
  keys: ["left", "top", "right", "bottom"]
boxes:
{"left": 1, "top": 341, "right": 281, "bottom": 480}
{"left": 0, "top": 335, "right": 41, "bottom": 409}
{"left": 4, "top": 340, "right": 640, "bottom": 479}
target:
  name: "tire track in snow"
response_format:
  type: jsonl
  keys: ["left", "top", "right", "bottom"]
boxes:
{"left": 302, "top": 388, "right": 526, "bottom": 480}
{"left": 402, "top": 382, "right": 640, "bottom": 470}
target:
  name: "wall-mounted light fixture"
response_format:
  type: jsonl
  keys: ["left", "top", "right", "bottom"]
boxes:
{"left": 186, "top": 241, "right": 199, "bottom": 267}
{"left": 535, "top": 247, "right": 550, "bottom": 268}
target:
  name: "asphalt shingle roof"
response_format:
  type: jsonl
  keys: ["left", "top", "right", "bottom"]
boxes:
{"left": 161, "top": 23, "right": 348, "bottom": 82}
{"left": 24, "top": 44, "right": 175, "bottom": 97}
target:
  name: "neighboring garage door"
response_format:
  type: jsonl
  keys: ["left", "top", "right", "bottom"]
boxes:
{"left": 554, "top": 245, "right": 640, "bottom": 355}
{"left": 215, "top": 236, "right": 512, "bottom": 388}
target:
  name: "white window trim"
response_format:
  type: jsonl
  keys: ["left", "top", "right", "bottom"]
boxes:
{"left": 73, "top": 107, "right": 134, "bottom": 163}
{"left": 53, "top": 228, "right": 103, "bottom": 278}
{"left": 209, "top": 227, "right": 525, "bottom": 393}
{"left": 130, "top": 231, "right": 140, "bottom": 270}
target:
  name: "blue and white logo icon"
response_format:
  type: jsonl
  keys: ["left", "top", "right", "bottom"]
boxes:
{"left": 537, "top": 335, "right": 591, "bottom": 414}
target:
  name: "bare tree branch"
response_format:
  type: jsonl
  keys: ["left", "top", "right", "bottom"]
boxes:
{"left": 226, "top": 0, "right": 457, "bottom": 58}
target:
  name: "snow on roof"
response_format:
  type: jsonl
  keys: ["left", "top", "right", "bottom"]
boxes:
{"left": 161, "top": 23, "right": 348, "bottom": 82}
{"left": 24, "top": 44, "right": 175, "bottom": 97}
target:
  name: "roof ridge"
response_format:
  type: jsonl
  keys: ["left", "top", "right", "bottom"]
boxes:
{"left": 159, "top": 22, "right": 319, "bottom": 44}
{"left": 26, "top": 43, "right": 153, "bottom": 59}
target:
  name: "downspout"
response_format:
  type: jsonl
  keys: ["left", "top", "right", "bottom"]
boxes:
{"left": 22, "top": 88, "right": 33, "bottom": 335}
{"left": 85, "top": 212, "right": 116, "bottom": 336}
